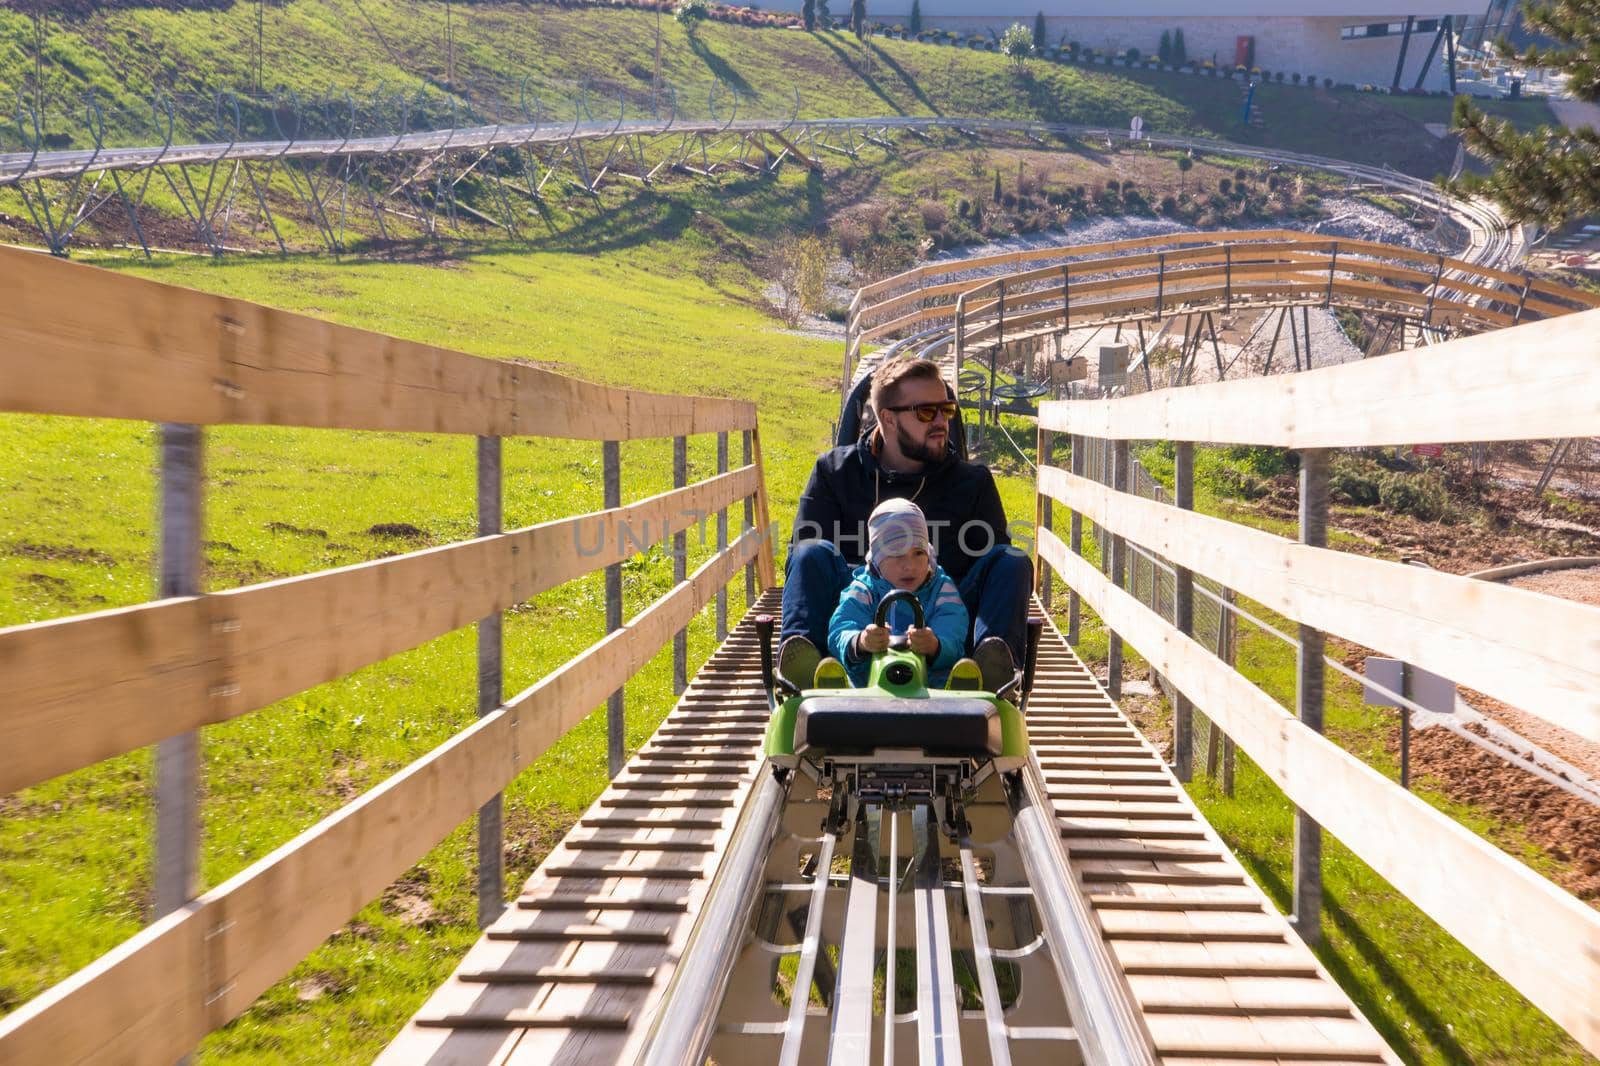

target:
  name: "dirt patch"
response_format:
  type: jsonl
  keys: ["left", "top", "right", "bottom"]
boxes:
{"left": 21, "top": 573, "right": 71, "bottom": 590}
{"left": 381, "top": 872, "right": 443, "bottom": 930}
{"left": 1400, "top": 723, "right": 1600, "bottom": 903}
{"left": 265, "top": 521, "right": 329, "bottom": 538}
{"left": 8, "top": 541, "right": 116, "bottom": 567}
{"left": 293, "top": 972, "right": 350, "bottom": 1003}
{"left": 367, "top": 522, "right": 428, "bottom": 539}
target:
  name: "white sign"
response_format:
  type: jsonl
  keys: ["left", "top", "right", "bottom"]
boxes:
{"left": 1364, "top": 657, "right": 1456, "bottom": 715}
{"left": 1130, "top": 115, "right": 1145, "bottom": 140}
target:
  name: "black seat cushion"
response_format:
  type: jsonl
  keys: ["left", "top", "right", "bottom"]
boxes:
{"left": 793, "top": 695, "right": 1001, "bottom": 758}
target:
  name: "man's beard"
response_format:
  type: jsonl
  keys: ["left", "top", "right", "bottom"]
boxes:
{"left": 896, "top": 421, "right": 947, "bottom": 464}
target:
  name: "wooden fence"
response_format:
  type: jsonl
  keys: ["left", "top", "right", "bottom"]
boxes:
{"left": 0, "top": 245, "right": 776, "bottom": 1066}
{"left": 842, "top": 228, "right": 1600, "bottom": 384}
{"left": 1034, "top": 304, "right": 1600, "bottom": 1057}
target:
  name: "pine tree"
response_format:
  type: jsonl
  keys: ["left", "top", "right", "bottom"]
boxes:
{"left": 909, "top": 0, "right": 921, "bottom": 33}
{"left": 1450, "top": 0, "right": 1600, "bottom": 226}
{"left": 803, "top": 0, "right": 815, "bottom": 30}
{"left": 1033, "top": 11, "right": 1046, "bottom": 51}
{"left": 993, "top": 169, "right": 1003, "bottom": 202}
{"left": 1173, "top": 27, "right": 1187, "bottom": 66}
{"left": 850, "top": 0, "right": 866, "bottom": 38}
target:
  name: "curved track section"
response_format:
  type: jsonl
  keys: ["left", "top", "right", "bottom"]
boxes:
{"left": 0, "top": 110, "right": 1520, "bottom": 262}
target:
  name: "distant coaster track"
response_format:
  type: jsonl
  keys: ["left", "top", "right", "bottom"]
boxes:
{"left": 0, "top": 85, "right": 1521, "bottom": 264}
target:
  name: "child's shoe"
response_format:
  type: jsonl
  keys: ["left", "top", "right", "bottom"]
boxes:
{"left": 946, "top": 658, "right": 983, "bottom": 691}
{"left": 813, "top": 657, "right": 850, "bottom": 688}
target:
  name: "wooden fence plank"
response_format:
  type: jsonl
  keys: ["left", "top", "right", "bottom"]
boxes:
{"left": 0, "top": 529, "right": 758, "bottom": 1066}
{"left": 0, "top": 246, "right": 753, "bottom": 438}
{"left": 1039, "top": 466, "right": 1600, "bottom": 743}
{"left": 1038, "top": 308, "right": 1600, "bottom": 446}
{"left": 0, "top": 466, "right": 759, "bottom": 794}
{"left": 1037, "top": 527, "right": 1600, "bottom": 1056}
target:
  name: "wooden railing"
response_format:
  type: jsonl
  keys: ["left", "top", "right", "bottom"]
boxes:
{"left": 842, "top": 229, "right": 1600, "bottom": 382}
{"left": 1033, "top": 305, "right": 1600, "bottom": 1057}
{"left": 0, "top": 245, "right": 776, "bottom": 1066}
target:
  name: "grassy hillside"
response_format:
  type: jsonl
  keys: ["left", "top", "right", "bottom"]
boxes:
{"left": 0, "top": 0, "right": 1553, "bottom": 177}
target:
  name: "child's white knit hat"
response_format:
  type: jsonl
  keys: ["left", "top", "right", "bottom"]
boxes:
{"left": 867, "top": 497, "right": 930, "bottom": 570}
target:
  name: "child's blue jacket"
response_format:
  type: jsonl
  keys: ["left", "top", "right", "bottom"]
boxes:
{"left": 827, "top": 564, "right": 969, "bottom": 687}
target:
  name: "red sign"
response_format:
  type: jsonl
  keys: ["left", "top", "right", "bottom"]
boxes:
{"left": 1412, "top": 444, "right": 1444, "bottom": 458}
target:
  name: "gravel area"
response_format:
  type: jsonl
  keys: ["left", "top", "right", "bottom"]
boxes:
{"left": 1509, "top": 564, "right": 1600, "bottom": 608}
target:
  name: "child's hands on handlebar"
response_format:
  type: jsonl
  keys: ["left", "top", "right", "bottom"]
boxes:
{"left": 906, "top": 626, "right": 939, "bottom": 657}
{"left": 856, "top": 624, "right": 890, "bottom": 655}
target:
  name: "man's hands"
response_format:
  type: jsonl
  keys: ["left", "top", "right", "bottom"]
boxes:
{"left": 856, "top": 624, "right": 938, "bottom": 658}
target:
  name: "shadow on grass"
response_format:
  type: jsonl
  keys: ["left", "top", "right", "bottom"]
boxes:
{"left": 1320, "top": 889, "right": 1474, "bottom": 1065}
{"left": 812, "top": 31, "right": 907, "bottom": 116}
{"left": 687, "top": 34, "right": 757, "bottom": 100}
{"left": 865, "top": 41, "right": 941, "bottom": 116}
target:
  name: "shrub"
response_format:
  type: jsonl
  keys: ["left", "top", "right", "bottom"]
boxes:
{"left": 1291, "top": 71, "right": 1301, "bottom": 83}
{"left": 1274, "top": 70, "right": 1285, "bottom": 82}
{"left": 1378, "top": 472, "right": 1451, "bottom": 521}
{"left": 1218, "top": 177, "right": 1231, "bottom": 194}
{"left": 957, "top": 198, "right": 970, "bottom": 217}
{"left": 1323, "top": 77, "right": 1334, "bottom": 88}
{"left": 1331, "top": 466, "right": 1381, "bottom": 506}
{"left": 674, "top": 0, "right": 708, "bottom": 25}
{"left": 1126, "top": 46, "right": 1140, "bottom": 62}
{"left": 1159, "top": 195, "right": 1178, "bottom": 214}
{"left": 1000, "top": 22, "right": 1036, "bottom": 69}
{"left": 918, "top": 200, "right": 948, "bottom": 229}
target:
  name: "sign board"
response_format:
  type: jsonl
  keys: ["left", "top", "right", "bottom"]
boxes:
{"left": 1130, "top": 115, "right": 1144, "bottom": 141}
{"left": 1364, "top": 657, "right": 1456, "bottom": 715}
{"left": 1050, "top": 356, "right": 1088, "bottom": 384}
{"left": 1098, "top": 344, "right": 1130, "bottom": 387}
{"left": 1412, "top": 444, "right": 1444, "bottom": 458}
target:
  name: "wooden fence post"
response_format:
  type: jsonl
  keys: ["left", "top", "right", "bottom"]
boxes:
{"left": 1293, "top": 448, "right": 1330, "bottom": 945}
{"left": 673, "top": 435, "right": 688, "bottom": 696}
{"left": 716, "top": 431, "right": 728, "bottom": 641}
{"left": 155, "top": 424, "right": 202, "bottom": 927}
{"left": 476, "top": 434, "right": 504, "bottom": 928}
{"left": 604, "top": 440, "right": 624, "bottom": 779}
{"left": 1172, "top": 441, "right": 1195, "bottom": 782}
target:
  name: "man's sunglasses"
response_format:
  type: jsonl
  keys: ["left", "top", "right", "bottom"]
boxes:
{"left": 883, "top": 401, "right": 958, "bottom": 424}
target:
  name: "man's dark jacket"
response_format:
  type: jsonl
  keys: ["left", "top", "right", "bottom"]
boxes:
{"left": 790, "top": 434, "right": 1010, "bottom": 581}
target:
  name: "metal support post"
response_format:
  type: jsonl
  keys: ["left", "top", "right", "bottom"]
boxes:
{"left": 155, "top": 424, "right": 202, "bottom": 921}
{"left": 742, "top": 430, "right": 756, "bottom": 608}
{"left": 476, "top": 435, "right": 504, "bottom": 928}
{"left": 1392, "top": 15, "right": 1416, "bottom": 88}
{"left": 1222, "top": 587, "right": 1237, "bottom": 797}
{"left": 1172, "top": 442, "right": 1195, "bottom": 782}
{"left": 1400, "top": 661, "right": 1412, "bottom": 790}
{"left": 716, "top": 431, "right": 728, "bottom": 641}
{"left": 604, "top": 440, "right": 625, "bottom": 778}
{"left": 1038, "top": 428, "right": 1054, "bottom": 610}
{"left": 1068, "top": 435, "right": 1084, "bottom": 645}
{"left": 1292, "top": 448, "right": 1329, "bottom": 945}
{"left": 673, "top": 435, "right": 688, "bottom": 695}
{"left": 1108, "top": 440, "right": 1128, "bottom": 701}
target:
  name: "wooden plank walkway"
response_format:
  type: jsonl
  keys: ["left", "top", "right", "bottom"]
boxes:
{"left": 1028, "top": 610, "right": 1397, "bottom": 1065}
{"left": 379, "top": 593, "right": 1396, "bottom": 1065}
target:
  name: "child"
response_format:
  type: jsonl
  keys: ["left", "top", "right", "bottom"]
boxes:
{"left": 827, "top": 498, "right": 969, "bottom": 688}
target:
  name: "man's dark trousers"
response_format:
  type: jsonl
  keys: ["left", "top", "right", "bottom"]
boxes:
{"left": 780, "top": 540, "right": 1033, "bottom": 662}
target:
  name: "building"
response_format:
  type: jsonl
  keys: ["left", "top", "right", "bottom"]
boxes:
{"left": 765, "top": 0, "right": 1473, "bottom": 91}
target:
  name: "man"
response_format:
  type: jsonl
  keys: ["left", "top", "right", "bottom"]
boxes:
{"left": 779, "top": 356, "right": 1032, "bottom": 689}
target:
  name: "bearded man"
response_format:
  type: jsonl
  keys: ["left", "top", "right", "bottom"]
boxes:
{"left": 778, "top": 356, "right": 1032, "bottom": 690}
